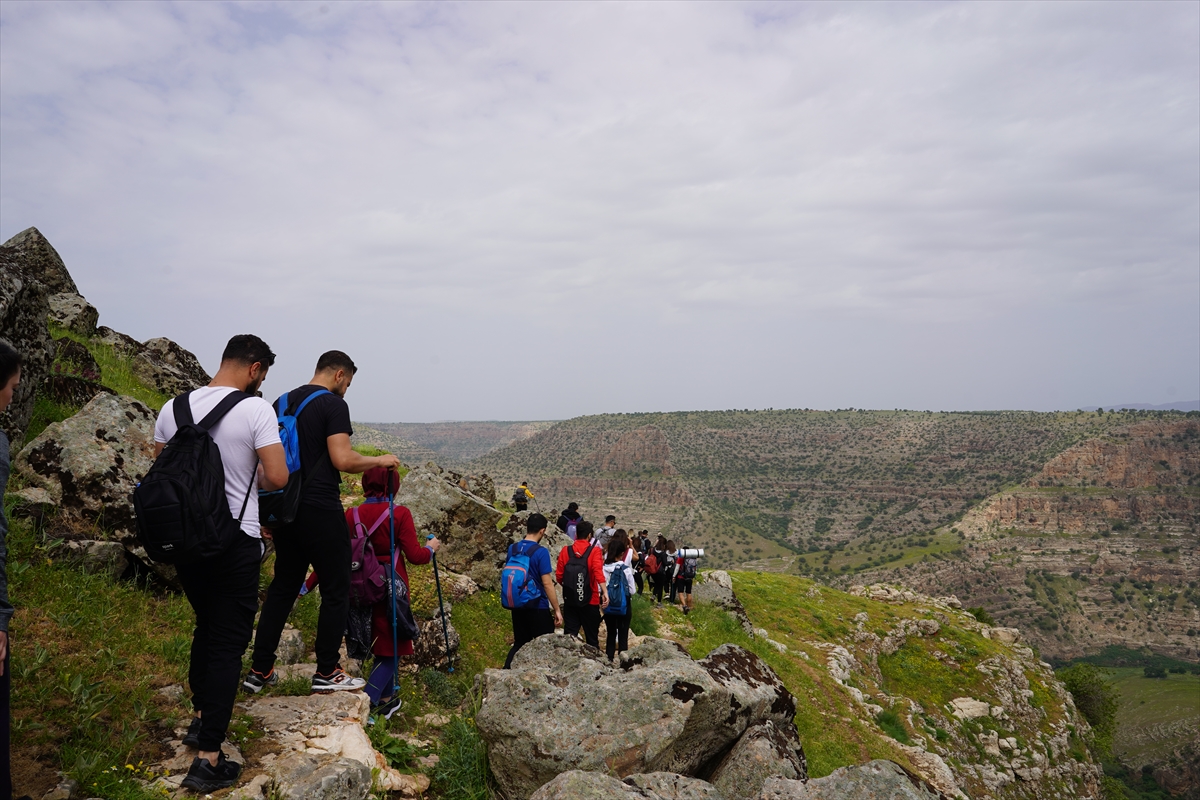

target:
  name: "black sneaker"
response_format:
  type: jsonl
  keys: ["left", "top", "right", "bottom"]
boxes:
{"left": 242, "top": 668, "right": 277, "bottom": 694}
{"left": 368, "top": 695, "right": 402, "bottom": 725}
{"left": 180, "top": 752, "right": 241, "bottom": 792}
{"left": 182, "top": 716, "right": 202, "bottom": 748}
{"left": 312, "top": 668, "right": 367, "bottom": 692}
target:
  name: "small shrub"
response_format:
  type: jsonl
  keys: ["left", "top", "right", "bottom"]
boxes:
{"left": 421, "top": 668, "right": 464, "bottom": 708}
{"left": 432, "top": 716, "right": 491, "bottom": 800}
{"left": 875, "top": 708, "right": 911, "bottom": 745}
{"left": 630, "top": 594, "right": 657, "bottom": 636}
{"left": 966, "top": 607, "right": 995, "bottom": 625}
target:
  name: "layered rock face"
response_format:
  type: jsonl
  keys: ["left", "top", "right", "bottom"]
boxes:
{"left": 876, "top": 420, "right": 1200, "bottom": 662}
{"left": 600, "top": 425, "right": 677, "bottom": 474}
{"left": 476, "top": 635, "right": 806, "bottom": 800}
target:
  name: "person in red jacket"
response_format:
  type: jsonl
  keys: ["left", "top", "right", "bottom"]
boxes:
{"left": 555, "top": 520, "right": 609, "bottom": 648}
{"left": 303, "top": 467, "right": 441, "bottom": 720}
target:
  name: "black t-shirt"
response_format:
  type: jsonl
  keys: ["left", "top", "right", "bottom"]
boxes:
{"left": 283, "top": 384, "right": 353, "bottom": 511}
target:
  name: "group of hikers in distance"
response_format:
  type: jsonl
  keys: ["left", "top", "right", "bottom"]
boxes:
{"left": 0, "top": 332, "right": 705, "bottom": 797}
{"left": 500, "top": 499, "right": 701, "bottom": 669}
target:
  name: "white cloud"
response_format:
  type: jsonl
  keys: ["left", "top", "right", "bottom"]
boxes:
{"left": 1, "top": 0, "right": 1196, "bottom": 420}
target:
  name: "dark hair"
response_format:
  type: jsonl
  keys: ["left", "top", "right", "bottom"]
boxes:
{"left": 606, "top": 537, "right": 628, "bottom": 564}
{"left": 666, "top": 539, "right": 676, "bottom": 551}
{"left": 0, "top": 339, "right": 22, "bottom": 386}
{"left": 605, "top": 515, "right": 616, "bottom": 523}
{"left": 316, "top": 350, "right": 357, "bottom": 375}
{"left": 221, "top": 334, "right": 276, "bottom": 368}
{"left": 567, "top": 502, "right": 579, "bottom": 512}
{"left": 576, "top": 520, "right": 594, "bottom": 540}
{"left": 526, "top": 513, "right": 547, "bottom": 533}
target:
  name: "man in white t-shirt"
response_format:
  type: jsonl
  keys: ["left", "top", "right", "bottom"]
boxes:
{"left": 152, "top": 334, "right": 288, "bottom": 793}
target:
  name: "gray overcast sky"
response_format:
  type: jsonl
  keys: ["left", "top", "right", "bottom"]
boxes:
{"left": 2, "top": 1, "right": 1197, "bottom": 422}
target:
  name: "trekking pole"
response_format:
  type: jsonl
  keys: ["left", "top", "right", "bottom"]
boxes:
{"left": 427, "top": 534, "right": 454, "bottom": 673}
{"left": 529, "top": 486, "right": 542, "bottom": 515}
{"left": 387, "top": 469, "right": 399, "bottom": 689}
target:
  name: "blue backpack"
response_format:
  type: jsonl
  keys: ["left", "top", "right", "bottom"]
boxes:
{"left": 258, "top": 389, "right": 332, "bottom": 527}
{"left": 501, "top": 540, "right": 544, "bottom": 609}
{"left": 604, "top": 562, "right": 630, "bottom": 616}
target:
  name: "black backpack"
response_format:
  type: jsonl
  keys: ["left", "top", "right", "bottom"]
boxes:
{"left": 561, "top": 543, "right": 595, "bottom": 607}
{"left": 134, "top": 390, "right": 254, "bottom": 565}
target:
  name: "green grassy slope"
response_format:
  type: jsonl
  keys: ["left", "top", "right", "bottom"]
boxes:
{"left": 1105, "top": 668, "right": 1200, "bottom": 766}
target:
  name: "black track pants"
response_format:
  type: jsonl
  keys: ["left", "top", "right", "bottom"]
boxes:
{"left": 504, "top": 607, "right": 555, "bottom": 668}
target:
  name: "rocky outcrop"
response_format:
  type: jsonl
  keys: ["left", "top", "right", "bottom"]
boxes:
{"left": 393, "top": 465, "right": 570, "bottom": 588}
{"left": 476, "top": 635, "right": 804, "bottom": 800}
{"left": 13, "top": 393, "right": 155, "bottom": 536}
{"left": 47, "top": 292, "right": 98, "bottom": 336}
{"left": 0, "top": 241, "right": 55, "bottom": 445}
{"left": 1, "top": 227, "right": 77, "bottom": 294}
{"left": 694, "top": 570, "right": 754, "bottom": 635}
{"left": 761, "top": 760, "right": 947, "bottom": 799}
{"left": 132, "top": 336, "right": 210, "bottom": 396}
{"left": 531, "top": 771, "right": 726, "bottom": 800}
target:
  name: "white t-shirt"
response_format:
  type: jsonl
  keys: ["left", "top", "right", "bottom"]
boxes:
{"left": 153, "top": 386, "right": 281, "bottom": 538}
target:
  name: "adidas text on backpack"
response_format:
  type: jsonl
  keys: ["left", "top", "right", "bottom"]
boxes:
{"left": 604, "top": 562, "right": 630, "bottom": 616}
{"left": 134, "top": 390, "right": 254, "bottom": 565}
{"left": 501, "top": 541, "right": 543, "bottom": 609}
{"left": 258, "top": 389, "right": 331, "bottom": 527}
{"left": 561, "top": 544, "right": 595, "bottom": 607}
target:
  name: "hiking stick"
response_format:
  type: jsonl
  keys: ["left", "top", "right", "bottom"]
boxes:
{"left": 427, "top": 534, "right": 454, "bottom": 672}
{"left": 387, "top": 469, "right": 400, "bottom": 695}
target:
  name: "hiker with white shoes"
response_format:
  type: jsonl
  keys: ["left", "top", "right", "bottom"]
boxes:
{"left": 245, "top": 351, "right": 401, "bottom": 695}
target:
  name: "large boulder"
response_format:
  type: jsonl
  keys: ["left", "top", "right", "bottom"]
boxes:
{"left": 476, "top": 635, "right": 803, "bottom": 800}
{"left": 132, "top": 336, "right": 210, "bottom": 396}
{"left": 694, "top": 570, "right": 755, "bottom": 636}
{"left": 761, "top": 760, "right": 948, "bottom": 799}
{"left": 0, "top": 244, "right": 55, "bottom": 445}
{"left": 530, "top": 771, "right": 727, "bottom": 800}
{"left": 47, "top": 292, "right": 99, "bottom": 336}
{"left": 412, "top": 610, "right": 461, "bottom": 670}
{"left": 0, "top": 227, "right": 78, "bottom": 294}
{"left": 14, "top": 393, "right": 156, "bottom": 538}
{"left": 709, "top": 720, "right": 807, "bottom": 800}
{"left": 393, "top": 466, "right": 569, "bottom": 588}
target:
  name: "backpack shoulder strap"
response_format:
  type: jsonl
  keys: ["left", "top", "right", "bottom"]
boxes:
{"left": 365, "top": 507, "right": 390, "bottom": 536}
{"left": 293, "top": 388, "right": 332, "bottom": 417}
{"left": 196, "top": 390, "right": 252, "bottom": 431}
{"left": 350, "top": 505, "right": 363, "bottom": 532}
{"left": 172, "top": 391, "right": 196, "bottom": 428}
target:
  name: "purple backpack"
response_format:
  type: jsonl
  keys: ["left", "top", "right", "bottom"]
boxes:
{"left": 348, "top": 505, "right": 390, "bottom": 607}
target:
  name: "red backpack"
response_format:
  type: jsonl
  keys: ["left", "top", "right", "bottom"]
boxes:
{"left": 643, "top": 552, "right": 660, "bottom": 575}
{"left": 347, "top": 505, "right": 390, "bottom": 607}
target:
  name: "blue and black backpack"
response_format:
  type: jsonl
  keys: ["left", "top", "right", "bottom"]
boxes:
{"left": 258, "top": 389, "right": 331, "bottom": 527}
{"left": 501, "top": 540, "right": 544, "bottom": 609}
{"left": 604, "top": 562, "right": 630, "bottom": 616}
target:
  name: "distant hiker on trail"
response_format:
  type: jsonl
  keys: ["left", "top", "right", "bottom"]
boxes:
{"left": 666, "top": 539, "right": 681, "bottom": 604}
{"left": 512, "top": 482, "right": 533, "bottom": 512}
{"left": 593, "top": 515, "right": 617, "bottom": 550}
{"left": 150, "top": 334, "right": 289, "bottom": 792}
{"left": 556, "top": 502, "right": 582, "bottom": 536}
{"left": 602, "top": 537, "right": 637, "bottom": 662}
{"left": 0, "top": 340, "right": 22, "bottom": 795}
{"left": 247, "top": 350, "right": 401, "bottom": 696}
{"left": 301, "top": 467, "right": 441, "bottom": 721}
{"left": 649, "top": 535, "right": 669, "bottom": 606}
{"left": 630, "top": 532, "right": 649, "bottom": 595}
{"left": 556, "top": 520, "right": 608, "bottom": 649}
{"left": 501, "top": 513, "right": 562, "bottom": 669}
{"left": 675, "top": 545, "right": 698, "bottom": 615}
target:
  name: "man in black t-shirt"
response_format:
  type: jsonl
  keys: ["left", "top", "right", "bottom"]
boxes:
{"left": 246, "top": 350, "right": 401, "bottom": 694}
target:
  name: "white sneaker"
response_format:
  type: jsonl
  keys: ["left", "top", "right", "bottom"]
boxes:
{"left": 311, "top": 668, "right": 367, "bottom": 692}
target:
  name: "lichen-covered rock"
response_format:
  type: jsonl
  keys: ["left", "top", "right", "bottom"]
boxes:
{"left": 477, "top": 635, "right": 800, "bottom": 800}
{"left": 694, "top": 570, "right": 754, "bottom": 635}
{"left": 93, "top": 325, "right": 142, "bottom": 356}
{"left": 393, "top": 465, "right": 569, "bottom": 588}
{"left": 268, "top": 752, "right": 372, "bottom": 800}
{"left": 14, "top": 393, "right": 156, "bottom": 537}
{"left": 0, "top": 247, "right": 54, "bottom": 445}
{"left": 530, "top": 771, "right": 726, "bottom": 800}
{"left": 132, "top": 336, "right": 210, "bottom": 396}
{"left": 1, "top": 227, "right": 78, "bottom": 294}
{"left": 55, "top": 539, "right": 128, "bottom": 581}
{"left": 412, "top": 611, "right": 460, "bottom": 670}
{"left": 48, "top": 291, "right": 98, "bottom": 336}
{"left": 761, "top": 760, "right": 948, "bottom": 799}
{"left": 709, "top": 720, "right": 806, "bottom": 800}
